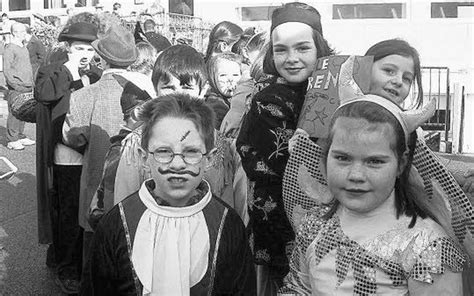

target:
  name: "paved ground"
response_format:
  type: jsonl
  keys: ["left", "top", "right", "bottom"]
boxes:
{"left": 0, "top": 97, "right": 65, "bottom": 295}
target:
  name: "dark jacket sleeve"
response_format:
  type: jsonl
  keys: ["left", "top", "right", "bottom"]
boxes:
{"left": 34, "top": 63, "right": 83, "bottom": 104}
{"left": 236, "top": 84, "right": 298, "bottom": 182}
{"left": 81, "top": 207, "right": 138, "bottom": 296}
{"left": 214, "top": 210, "right": 256, "bottom": 295}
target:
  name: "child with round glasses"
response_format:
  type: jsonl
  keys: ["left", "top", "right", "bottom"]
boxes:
{"left": 82, "top": 94, "right": 256, "bottom": 295}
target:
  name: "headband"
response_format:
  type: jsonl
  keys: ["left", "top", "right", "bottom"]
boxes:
{"left": 270, "top": 6, "right": 323, "bottom": 35}
{"left": 337, "top": 95, "right": 436, "bottom": 143}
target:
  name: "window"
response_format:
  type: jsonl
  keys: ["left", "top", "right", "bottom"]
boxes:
{"left": 9, "top": 0, "right": 30, "bottom": 11}
{"left": 333, "top": 3, "right": 406, "bottom": 19}
{"left": 431, "top": 2, "right": 474, "bottom": 18}
{"left": 240, "top": 6, "right": 278, "bottom": 21}
{"left": 44, "top": 0, "right": 64, "bottom": 9}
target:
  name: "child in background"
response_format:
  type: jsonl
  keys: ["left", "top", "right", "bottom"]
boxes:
{"left": 114, "top": 45, "right": 208, "bottom": 204}
{"left": 365, "top": 39, "right": 474, "bottom": 195}
{"left": 221, "top": 31, "right": 268, "bottom": 137}
{"left": 88, "top": 81, "right": 151, "bottom": 230}
{"left": 114, "top": 41, "right": 157, "bottom": 99}
{"left": 283, "top": 95, "right": 466, "bottom": 295}
{"left": 236, "top": 2, "right": 334, "bottom": 294}
{"left": 204, "top": 21, "right": 243, "bottom": 63}
{"left": 205, "top": 52, "right": 242, "bottom": 130}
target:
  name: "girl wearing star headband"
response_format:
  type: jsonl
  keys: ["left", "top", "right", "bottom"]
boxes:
{"left": 281, "top": 95, "right": 466, "bottom": 295}
{"left": 284, "top": 40, "right": 474, "bottom": 261}
{"left": 236, "top": 2, "right": 334, "bottom": 293}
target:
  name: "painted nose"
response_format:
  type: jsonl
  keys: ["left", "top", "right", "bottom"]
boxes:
{"left": 347, "top": 163, "right": 366, "bottom": 182}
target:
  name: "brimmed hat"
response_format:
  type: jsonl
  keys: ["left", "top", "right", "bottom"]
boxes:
{"left": 92, "top": 24, "right": 138, "bottom": 67}
{"left": 58, "top": 22, "right": 98, "bottom": 43}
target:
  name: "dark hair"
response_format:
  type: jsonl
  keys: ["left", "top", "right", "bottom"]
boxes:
{"left": 263, "top": 2, "right": 334, "bottom": 76}
{"left": 152, "top": 45, "right": 207, "bottom": 94}
{"left": 65, "top": 12, "right": 100, "bottom": 28}
{"left": 365, "top": 39, "right": 423, "bottom": 108}
{"left": 322, "top": 100, "right": 434, "bottom": 227}
{"left": 204, "top": 21, "right": 243, "bottom": 63}
{"left": 232, "top": 31, "right": 267, "bottom": 66}
{"left": 230, "top": 27, "right": 256, "bottom": 62}
{"left": 130, "top": 41, "right": 157, "bottom": 75}
{"left": 143, "top": 19, "right": 155, "bottom": 32}
{"left": 2, "top": 13, "right": 8, "bottom": 18}
{"left": 206, "top": 52, "right": 242, "bottom": 97}
{"left": 250, "top": 40, "right": 271, "bottom": 81}
{"left": 140, "top": 93, "right": 216, "bottom": 151}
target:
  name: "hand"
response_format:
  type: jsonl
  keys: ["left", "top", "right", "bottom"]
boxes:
{"left": 220, "top": 111, "right": 241, "bottom": 138}
{"left": 463, "top": 168, "right": 474, "bottom": 197}
{"left": 64, "top": 52, "right": 86, "bottom": 80}
{"left": 288, "top": 128, "right": 309, "bottom": 154}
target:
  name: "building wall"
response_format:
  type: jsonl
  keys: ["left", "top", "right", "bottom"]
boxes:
{"left": 2, "top": 0, "right": 473, "bottom": 152}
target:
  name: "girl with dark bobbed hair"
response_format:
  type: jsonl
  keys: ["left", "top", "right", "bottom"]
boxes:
{"left": 204, "top": 21, "right": 243, "bottom": 63}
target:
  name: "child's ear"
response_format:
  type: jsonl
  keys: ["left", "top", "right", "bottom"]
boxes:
{"left": 217, "top": 41, "right": 229, "bottom": 53}
{"left": 320, "top": 158, "right": 327, "bottom": 179}
{"left": 242, "top": 47, "right": 250, "bottom": 60}
{"left": 204, "top": 147, "right": 217, "bottom": 170}
{"left": 397, "top": 150, "right": 409, "bottom": 176}
{"left": 137, "top": 146, "right": 151, "bottom": 172}
{"left": 198, "top": 82, "right": 210, "bottom": 99}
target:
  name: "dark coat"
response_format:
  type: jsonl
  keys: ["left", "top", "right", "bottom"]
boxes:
{"left": 81, "top": 188, "right": 256, "bottom": 295}
{"left": 34, "top": 61, "right": 101, "bottom": 244}
{"left": 236, "top": 81, "right": 307, "bottom": 282}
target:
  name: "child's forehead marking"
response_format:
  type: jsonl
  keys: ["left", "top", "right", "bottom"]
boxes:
{"left": 180, "top": 130, "right": 191, "bottom": 142}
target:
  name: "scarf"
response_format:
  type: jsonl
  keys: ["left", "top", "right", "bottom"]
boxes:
{"left": 132, "top": 180, "right": 212, "bottom": 295}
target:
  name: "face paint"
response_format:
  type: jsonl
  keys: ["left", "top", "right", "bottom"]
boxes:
{"left": 157, "top": 167, "right": 201, "bottom": 177}
{"left": 180, "top": 130, "right": 191, "bottom": 142}
{"left": 147, "top": 117, "right": 207, "bottom": 207}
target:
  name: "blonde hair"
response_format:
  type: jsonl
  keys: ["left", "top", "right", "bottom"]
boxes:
{"left": 129, "top": 41, "right": 157, "bottom": 76}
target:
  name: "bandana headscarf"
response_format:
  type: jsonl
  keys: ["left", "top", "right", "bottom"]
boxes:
{"left": 270, "top": 6, "right": 323, "bottom": 35}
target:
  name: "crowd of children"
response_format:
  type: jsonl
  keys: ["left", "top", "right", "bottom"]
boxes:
{"left": 15, "top": 2, "right": 473, "bottom": 295}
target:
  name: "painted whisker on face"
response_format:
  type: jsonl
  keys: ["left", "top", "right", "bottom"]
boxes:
{"left": 157, "top": 167, "right": 201, "bottom": 177}
{"left": 180, "top": 130, "right": 191, "bottom": 142}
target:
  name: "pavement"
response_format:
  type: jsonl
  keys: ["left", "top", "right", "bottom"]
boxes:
{"left": 0, "top": 96, "right": 65, "bottom": 295}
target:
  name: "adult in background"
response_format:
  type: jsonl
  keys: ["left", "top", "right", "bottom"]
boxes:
{"left": 1, "top": 13, "right": 15, "bottom": 44}
{"left": 25, "top": 25, "right": 46, "bottom": 79}
{"left": 61, "top": 23, "right": 137, "bottom": 281}
{"left": 3, "top": 22, "right": 35, "bottom": 150}
{"left": 35, "top": 22, "right": 101, "bottom": 294}
{"left": 142, "top": 19, "right": 171, "bottom": 53}
{"left": 82, "top": 94, "right": 256, "bottom": 295}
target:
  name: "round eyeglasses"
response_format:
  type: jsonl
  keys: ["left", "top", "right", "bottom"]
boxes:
{"left": 148, "top": 149, "right": 207, "bottom": 165}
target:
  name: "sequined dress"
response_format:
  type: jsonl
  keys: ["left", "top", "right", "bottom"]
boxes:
{"left": 283, "top": 208, "right": 466, "bottom": 295}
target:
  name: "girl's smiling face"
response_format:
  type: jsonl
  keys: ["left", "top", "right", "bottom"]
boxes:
{"left": 369, "top": 54, "right": 415, "bottom": 105}
{"left": 326, "top": 117, "right": 403, "bottom": 214}
{"left": 272, "top": 22, "right": 317, "bottom": 84}
{"left": 216, "top": 59, "right": 241, "bottom": 97}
